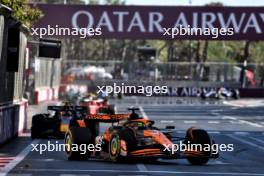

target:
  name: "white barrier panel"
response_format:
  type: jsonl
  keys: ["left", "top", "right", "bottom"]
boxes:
{"left": 35, "top": 87, "right": 59, "bottom": 104}
{"left": 17, "top": 100, "right": 28, "bottom": 135}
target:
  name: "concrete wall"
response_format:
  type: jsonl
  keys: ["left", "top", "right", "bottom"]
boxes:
{"left": 0, "top": 100, "right": 27, "bottom": 145}
{"left": 0, "top": 6, "right": 29, "bottom": 145}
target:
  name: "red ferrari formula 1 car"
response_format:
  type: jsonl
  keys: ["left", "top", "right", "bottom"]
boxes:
{"left": 64, "top": 108, "right": 218, "bottom": 165}
{"left": 79, "top": 94, "right": 116, "bottom": 115}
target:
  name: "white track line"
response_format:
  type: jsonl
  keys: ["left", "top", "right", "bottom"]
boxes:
{"left": 208, "top": 131, "right": 221, "bottom": 134}
{"left": 60, "top": 174, "right": 90, "bottom": 176}
{"left": 17, "top": 169, "right": 264, "bottom": 176}
{"left": 238, "top": 120, "right": 263, "bottom": 128}
{"left": 119, "top": 175, "right": 147, "bottom": 176}
{"left": 211, "top": 112, "right": 220, "bottom": 116}
{"left": 210, "top": 160, "right": 232, "bottom": 165}
{"left": 227, "top": 134, "right": 264, "bottom": 151}
{"left": 183, "top": 120, "right": 197, "bottom": 124}
{"left": 223, "top": 116, "right": 263, "bottom": 128}
{"left": 222, "top": 116, "right": 237, "bottom": 120}
{"left": 223, "top": 101, "right": 245, "bottom": 107}
{"left": 136, "top": 163, "right": 148, "bottom": 172}
{"left": 233, "top": 132, "right": 249, "bottom": 135}
{"left": 7, "top": 174, "right": 32, "bottom": 176}
{"left": 250, "top": 137, "right": 264, "bottom": 145}
{"left": 0, "top": 140, "right": 40, "bottom": 176}
{"left": 208, "top": 121, "right": 220, "bottom": 124}
{"left": 161, "top": 120, "right": 174, "bottom": 123}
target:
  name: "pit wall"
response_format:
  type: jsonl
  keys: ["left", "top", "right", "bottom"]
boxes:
{"left": 0, "top": 100, "right": 28, "bottom": 145}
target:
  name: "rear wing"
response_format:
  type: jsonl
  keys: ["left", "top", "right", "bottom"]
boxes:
{"left": 47, "top": 106, "right": 87, "bottom": 112}
{"left": 85, "top": 114, "right": 130, "bottom": 122}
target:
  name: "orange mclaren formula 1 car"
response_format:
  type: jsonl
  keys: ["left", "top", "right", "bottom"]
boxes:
{"left": 64, "top": 108, "right": 219, "bottom": 165}
{"left": 31, "top": 105, "right": 87, "bottom": 139}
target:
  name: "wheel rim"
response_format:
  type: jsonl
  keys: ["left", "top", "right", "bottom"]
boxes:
{"left": 111, "top": 137, "right": 119, "bottom": 155}
{"left": 65, "top": 133, "right": 72, "bottom": 153}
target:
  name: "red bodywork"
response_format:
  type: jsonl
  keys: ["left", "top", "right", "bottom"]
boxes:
{"left": 80, "top": 99, "right": 111, "bottom": 115}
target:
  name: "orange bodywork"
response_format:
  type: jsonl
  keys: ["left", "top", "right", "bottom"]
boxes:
{"left": 60, "top": 123, "right": 69, "bottom": 133}
{"left": 77, "top": 120, "right": 86, "bottom": 128}
{"left": 143, "top": 130, "right": 173, "bottom": 147}
{"left": 184, "top": 150, "right": 204, "bottom": 157}
{"left": 102, "top": 128, "right": 112, "bottom": 142}
{"left": 130, "top": 148, "right": 161, "bottom": 156}
{"left": 101, "top": 118, "right": 175, "bottom": 157}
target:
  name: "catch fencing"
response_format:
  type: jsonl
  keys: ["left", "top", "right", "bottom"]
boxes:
{"left": 61, "top": 60, "right": 264, "bottom": 88}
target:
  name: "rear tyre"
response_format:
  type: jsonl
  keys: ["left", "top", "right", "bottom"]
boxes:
{"left": 31, "top": 114, "right": 46, "bottom": 139}
{"left": 31, "top": 126, "right": 42, "bottom": 139}
{"left": 185, "top": 128, "right": 211, "bottom": 165}
{"left": 65, "top": 127, "right": 92, "bottom": 160}
{"left": 109, "top": 105, "right": 116, "bottom": 114}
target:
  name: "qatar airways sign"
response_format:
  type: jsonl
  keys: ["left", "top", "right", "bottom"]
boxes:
{"left": 34, "top": 4, "right": 264, "bottom": 40}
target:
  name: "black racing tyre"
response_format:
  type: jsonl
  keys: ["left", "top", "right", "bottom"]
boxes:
{"left": 109, "top": 105, "right": 116, "bottom": 115}
{"left": 118, "top": 92, "right": 122, "bottom": 99}
{"left": 109, "top": 129, "right": 136, "bottom": 162}
{"left": 109, "top": 133, "right": 121, "bottom": 162}
{"left": 232, "top": 90, "right": 240, "bottom": 99}
{"left": 65, "top": 127, "right": 93, "bottom": 160}
{"left": 185, "top": 128, "right": 211, "bottom": 165}
{"left": 31, "top": 114, "right": 46, "bottom": 139}
{"left": 200, "top": 92, "right": 206, "bottom": 99}
{"left": 116, "top": 128, "right": 136, "bottom": 152}
{"left": 31, "top": 126, "right": 42, "bottom": 139}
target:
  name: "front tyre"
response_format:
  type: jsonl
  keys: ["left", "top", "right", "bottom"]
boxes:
{"left": 65, "top": 127, "right": 92, "bottom": 160}
{"left": 109, "top": 133, "right": 122, "bottom": 162}
{"left": 185, "top": 128, "right": 211, "bottom": 165}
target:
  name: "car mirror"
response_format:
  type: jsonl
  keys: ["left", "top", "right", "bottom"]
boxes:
{"left": 166, "top": 126, "right": 175, "bottom": 130}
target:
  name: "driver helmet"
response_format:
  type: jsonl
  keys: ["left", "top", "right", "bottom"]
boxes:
{"left": 129, "top": 112, "right": 141, "bottom": 120}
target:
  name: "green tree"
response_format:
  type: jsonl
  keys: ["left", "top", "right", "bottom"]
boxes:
{"left": 32, "top": 0, "right": 86, "bottom": 4}
{"left": 104, "top": 0, "right": 125, "bottom": 5}
{"left": 0, "top": 0, "right": 42, "bottom": 26}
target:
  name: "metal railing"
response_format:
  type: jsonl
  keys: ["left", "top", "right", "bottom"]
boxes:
{"left": 61, "top": 60, "right": 264, "bottom": 88}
